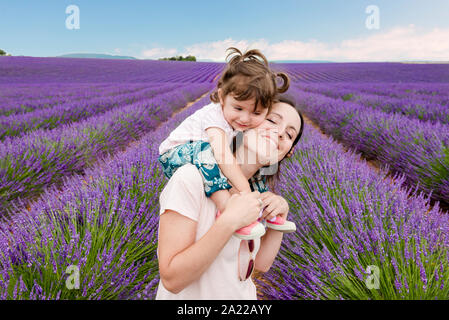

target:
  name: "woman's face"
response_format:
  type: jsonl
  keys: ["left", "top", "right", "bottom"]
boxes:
{"left": 242, "top": 102, "right": 302, "bottom": 166}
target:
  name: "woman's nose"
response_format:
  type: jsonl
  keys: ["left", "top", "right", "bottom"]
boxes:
{"left": 278, "top": 127, "right": 287, "bottom": 140}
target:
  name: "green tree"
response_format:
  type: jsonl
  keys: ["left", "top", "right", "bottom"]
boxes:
{"left": 158, "top": 55, "right": 196, "bottom": 62}
{"left": 0, "top": 49, "right": 7, "bottom": 56}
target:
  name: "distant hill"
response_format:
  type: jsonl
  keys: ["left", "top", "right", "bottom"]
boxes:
{"left": 55, "top": 53, "right": 137, "bottom": 60}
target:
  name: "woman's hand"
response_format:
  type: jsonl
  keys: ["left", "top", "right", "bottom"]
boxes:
{"left": 259, "top": 191, "right": 289, "bottom": 221}
{"left": 220, "top": 191, "right": 262, "bottom": 230}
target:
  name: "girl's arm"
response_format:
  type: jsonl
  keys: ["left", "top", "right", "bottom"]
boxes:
{"left": 254, "top": 191, "right": 289, "bottom": 272}
{"left": 158, "top": 192, "right": 261, "bottom": 294}
{"left": 206, "top": 127, "right": 252, "bottom": 193}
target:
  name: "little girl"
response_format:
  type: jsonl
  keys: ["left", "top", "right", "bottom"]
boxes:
{"left": 158, "top": 47, "right": 295, "bottom": 240}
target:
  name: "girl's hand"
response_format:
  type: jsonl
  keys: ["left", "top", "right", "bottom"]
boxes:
{"left": 260, "top": 192, "right": 289, "bottom": 221}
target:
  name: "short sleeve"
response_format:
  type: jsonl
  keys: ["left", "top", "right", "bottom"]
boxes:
{"left": 159, "top": 164, "right": 204, "bottom": 222}
{"left": 200, "top": 103, "right": 232, "bottom": 133}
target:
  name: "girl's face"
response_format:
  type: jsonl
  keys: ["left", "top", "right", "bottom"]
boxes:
{"left": 243, "top": 101, "right": 302, "bottom": 166}
{"left": 219, "top": 89, "right": 268, "bottom": 131}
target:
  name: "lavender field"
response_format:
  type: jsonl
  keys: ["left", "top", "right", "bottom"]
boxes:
{"left": 1, "top": 56, "right": 449, "bottom": 299}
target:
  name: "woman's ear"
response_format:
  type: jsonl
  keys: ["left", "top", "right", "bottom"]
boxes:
{"left": 286, "top": 147, "right": 295, "bottom": 158}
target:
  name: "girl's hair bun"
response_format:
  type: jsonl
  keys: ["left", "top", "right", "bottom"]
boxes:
{"left": 210, "top": 47, "right": 290, "bottom": 111}
{"left": 275, "top": 72, "right": 290, "bottom": 94}
{"left": 226, "top": 47, "right": 269, "bottom": 68}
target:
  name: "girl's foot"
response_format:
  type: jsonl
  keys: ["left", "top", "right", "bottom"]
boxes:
{"left": 216, "top": 209, "right": 266, "bottom": 240}
{"left": 233, "top": 221, "right": 266, "bottom": 240}
{"left": 265, "top": 215, "right": 296, "bottom": 233}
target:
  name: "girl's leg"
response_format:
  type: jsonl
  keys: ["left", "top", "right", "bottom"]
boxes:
{"left": 210, "top": 189, "right": 231, "bottom": 215}
{"left": 191, "top": 141, "right": 233, "bottom": 197}
{"left": 158, "top": 143, "right": 194, "bottom": 179}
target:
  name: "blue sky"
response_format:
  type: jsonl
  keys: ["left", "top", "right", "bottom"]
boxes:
{"left": 1, "top": 0, "right": 449, "bottom": 61}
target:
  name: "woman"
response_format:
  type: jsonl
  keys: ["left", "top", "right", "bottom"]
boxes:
{"left": 156, "top": 96, "right": 304, "bottom": 299}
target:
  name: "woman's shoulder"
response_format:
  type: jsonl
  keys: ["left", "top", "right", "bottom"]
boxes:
{"left": 167, "top": 164, "right": 204, "bottom": 192}
{"left": 159, "top": 164, "right": 205, "bottom": 219}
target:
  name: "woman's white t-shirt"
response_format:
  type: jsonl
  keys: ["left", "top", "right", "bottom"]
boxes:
{"left": 156, "top": 164, "right": 260, "bottom": 300}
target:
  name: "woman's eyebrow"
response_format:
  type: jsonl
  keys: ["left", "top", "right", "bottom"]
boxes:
{"left": 271, "top": 112, "right": 298, "bottom": 134}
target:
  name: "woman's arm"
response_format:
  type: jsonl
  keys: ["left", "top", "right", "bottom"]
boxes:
{"left": 158, "top": 191, "right": 262, "bottom": 294}
{"left": 158, "top": 209, "right": 235, "bottom": 294}
{"left": 254, "top": 191, "right": 289, "bottom": 272}
{"left": 206, "top": 127, "right": 252, "bottom": 193}
{"left": 255, "top": 228, "right": 283, "bottom": 273}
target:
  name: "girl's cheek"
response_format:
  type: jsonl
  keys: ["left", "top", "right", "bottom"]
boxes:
{"left": 252, "top": 117, "right": 266, "bottom": 127}
{"left": 257, "top": 122, "right": 272, "bottom": 130}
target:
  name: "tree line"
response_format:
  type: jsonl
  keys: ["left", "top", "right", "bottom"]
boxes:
{"left": 158, "top": 55, "right": 196, "bottom": 62}
{"left": 0, "top": 49, "right": 11, "bottom": 56}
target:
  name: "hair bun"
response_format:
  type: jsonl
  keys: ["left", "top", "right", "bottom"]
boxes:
{"left": 275, "top": 72, "right": 290, "bottom": 93}
{"left": 226, "top": 47, "right": 244, "bottom": 66}
{"left": 225, "top": 47, "right": 269, "bottom": 68}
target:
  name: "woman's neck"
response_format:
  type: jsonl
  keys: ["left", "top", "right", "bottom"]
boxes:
{"left": 235, "top": 145, "right": 262, "bottom": 180}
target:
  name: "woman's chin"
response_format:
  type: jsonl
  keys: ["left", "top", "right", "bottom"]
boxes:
{"left": 254, "top": 146, "right": 279, "bottom": 166}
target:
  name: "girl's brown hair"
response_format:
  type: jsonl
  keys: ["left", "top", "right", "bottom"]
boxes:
{"left": 210, "top": 47, "right": 290, "bottom": 113}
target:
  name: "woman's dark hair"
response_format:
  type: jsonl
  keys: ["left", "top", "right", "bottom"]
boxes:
{"left": 275, "top": 94, "right": 304, "bottom": 152}
{"left": 264, "top": 93, "right": 304, "bottom": 192}
{"left": 210, "top": 47, "right": 290, "bottom": 113}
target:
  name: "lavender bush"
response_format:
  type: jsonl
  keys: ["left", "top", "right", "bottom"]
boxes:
{"left": 1, "top": 57, "right": 449, "bottom": 300}
{"left": 256, "top": 124, "right": 449, "bottom": 299}
{"left": 289, "top": 87, "right": 449, "bottom": 205}
{"left": 0, "top": 84, "right": 181, "bottom": 139}
{"left": 293, "top": 83, "right": 449, "bottom": 124}
{"left": 0, "top": 91, "right": 212, "bottom": 299}
{"left": 0, "top": 83, "right": 212, "bottom": 216}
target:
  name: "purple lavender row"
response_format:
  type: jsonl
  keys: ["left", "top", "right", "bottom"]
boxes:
{"left": 0, "top": 83, "right": 108, "bottom": 102}
{"left": 289, "top": 87, "right": 449, "bottom": 204}
{"left": 0, "top": 83, "right": 161, "bottom": 116}
{"left": 294, "top": 82, "right": 449, "bottom": 107}
{"left": 293, "top": 83, "right": 449, "bottom": 125}
{"left": 0, "top": 83, "right": 182, "bottom": 140}
{"left": 346, "top": 92, "right": 449, "bottom": 124}
{"left": 325, "top": 82, "right": 449, "bottom": 100}
{"left": 255, "top": 123, "right": 449, "bottom": 299}
{"left": 0, "top": 92, "right": 213, "bottom": 300}
{"left": 277, "top": 62, "right": 449, "bottom": 83}
{"left": 0, "top": 83, "right": 212, "bottom": 217}
{"left": 0, "top": 57, "right": 224, "bottom": 84}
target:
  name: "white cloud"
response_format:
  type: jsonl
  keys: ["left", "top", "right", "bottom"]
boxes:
{"left": 141, "top": 47, "right": 178, "bottom": 59}
{"left": 136, "top": 25, "right": 449, "bottom": 61}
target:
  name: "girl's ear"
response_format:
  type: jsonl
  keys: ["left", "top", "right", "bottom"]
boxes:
{"left": 218, "top": 88, "right": 224, "bottom": 105}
